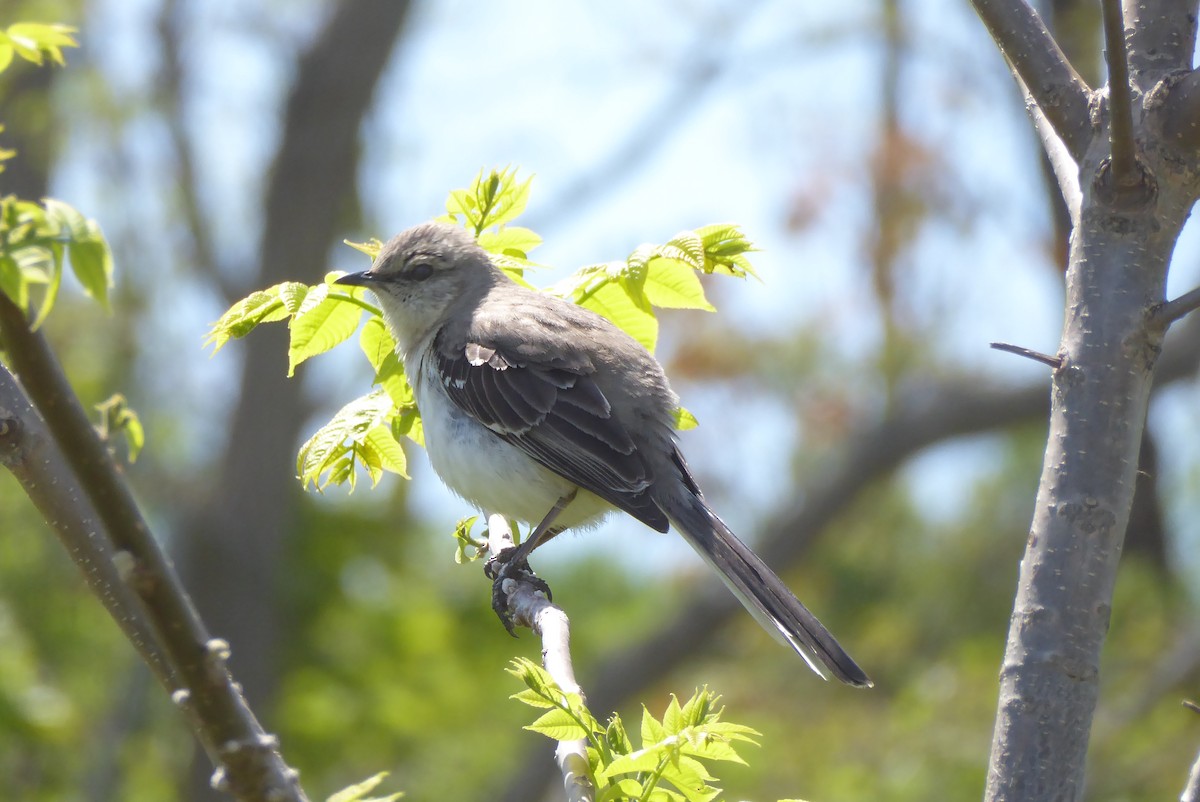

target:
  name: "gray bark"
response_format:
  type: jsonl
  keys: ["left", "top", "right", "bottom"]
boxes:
{"left": 970, "top": 1, "right": 1200, "bottom": 800}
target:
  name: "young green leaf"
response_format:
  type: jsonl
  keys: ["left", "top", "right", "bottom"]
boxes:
{"left": 297, "top": 389, "right": 408, "bottom": 490}
{"left": 325, "top": 771, "right": 403, "bottom": 802}
{"left": 525, "top": 707, "right": 590, "bottom": 741}
{"left": 287, "top": 284, "right": 364, "bottom": 376}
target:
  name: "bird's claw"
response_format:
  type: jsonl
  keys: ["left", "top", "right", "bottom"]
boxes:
{"left": 485, "top": 547, "right": 552, "bottom": 636}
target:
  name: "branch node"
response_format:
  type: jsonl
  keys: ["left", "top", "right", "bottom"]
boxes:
{"left": 1152, "top": 287, "right": 1200, "bottom": 327}
{"left": 990, "top": 342, "right": 1064, "bottom": 369}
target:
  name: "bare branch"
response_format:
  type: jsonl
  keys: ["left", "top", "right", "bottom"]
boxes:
{"left": 0, "top": 295, "right": 308, "bottom": 802}
{"left": 1101, "top": 0, "right": 1140, "bottom": 188}
{"left": 970, "top": 0, "right": 1093, "bottom": 160}
{"left": 486, "top": 515, "right": 594, "bottom": 802}
{"left": 1154, "top": 285, "right": 1200, "bottom": 327}
{"left": 990, "top": 341, "right": 1063, "bottom": 368}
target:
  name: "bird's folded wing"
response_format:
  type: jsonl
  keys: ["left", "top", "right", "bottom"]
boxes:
{"left": 433, "top": 331, "right": 669, "bottom": 531}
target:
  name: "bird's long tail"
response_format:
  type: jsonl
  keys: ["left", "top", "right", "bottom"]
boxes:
{"left": 656, "top": 483, "right": 872, "bottom": 688}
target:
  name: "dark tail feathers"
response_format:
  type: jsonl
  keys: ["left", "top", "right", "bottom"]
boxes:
{"left": 657, "top": 486, "right": 872, "bottom": 688}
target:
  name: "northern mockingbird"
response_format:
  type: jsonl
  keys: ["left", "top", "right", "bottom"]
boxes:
{"left": 336, "top": 222, "right": 871, "bottom": 687}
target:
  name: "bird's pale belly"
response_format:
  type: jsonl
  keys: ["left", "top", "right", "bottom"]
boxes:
{"left": 416, "top": 378, "right": 613, "bottom": 530}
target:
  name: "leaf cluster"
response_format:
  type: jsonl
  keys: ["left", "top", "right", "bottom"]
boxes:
{"left": 0, "top": 23, "right": 77, "bottom": 172}
{"left": 206, "top": 168, "right": 755, "bottom": 490}
{"left": 508, "top": 658, "right": 763, "bottom": 802}
{"left": 0, "top": 195, "right": 114, "bottom": 330}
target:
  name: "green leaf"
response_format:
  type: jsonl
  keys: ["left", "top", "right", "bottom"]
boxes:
{"left": 344, "top": 238, "right": 384, "bottom": 260}
{"left": 643, "top": 258, "right": 714, "bottom": 311}
{"left": 602, "top": 745, "right": 668, "bottom": 778}
{"left": 205, "top": 287, "right": 292, "bottom": 352}
{"left": 579, "top": 279, "right": 658, "bottom": 352}
{"left": 663, "top": 695, "right": 684, "bottom": 734}
{"left": 672, "top": 407, "right": 698, "bottom": 431}
{"left": 95, "top": 394, "right": 145, "bottom": 464}
{"left": 297, "top": 389, "right": 408, "bottom": 490}
{"left": 640, "top": 705, "right": 667, "bottom": 750}
{"left": 326, "top": 771, "right": 403, "bottom": 802}
{"left": 0, "top": 43, "right": 13, "bottom": 74}
{"left": 605, "top": 715, "right": 632, "bottom": 756}
{"left": 525, "top": 707, "right": 589, "bottom": 741}
{"left": 27, "top": 241, "right": 63, "bottom": 330}
{"left": 4, "top": 24, "right": 77, "bottom": 67}
{"left": 0, "top": 254, "right": 26, "bottom": 312}
{"left": 287, "top": 284, "right": 364, "bottom": 376}
{"left": 439, "top": 167, "right": 534, "bottom": 235}
{"left": 696, "top": 224, "right": 758, "bottom": 278}
{"left": 477, "top": 226, "right": 542, "bottom": 258}
{"left": 41, "top": 198, "right": 113, "bottom": 308}
{"left": 452, "top": 515, "right": 485, "bottom": 564}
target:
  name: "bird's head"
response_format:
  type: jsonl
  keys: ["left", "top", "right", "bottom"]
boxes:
{"left": 336, "top": 222, "right": 496, "bottom": 354}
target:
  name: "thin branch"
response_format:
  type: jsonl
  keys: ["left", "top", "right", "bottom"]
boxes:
{"left": 0, "top": 295, "right": 307, "bottom": 802}
{"left": 487, "top": 515, "right": 594, "bottom": 802}
{"left": 1101, "top": 0, "right": 1139, "bottom": 188}
{"left": 1154, "top": 286, "right": 1200, "bottom": 327}
{"left": 970, "top": 0, "right": 1093, "bottom": 160}
{"left": 990, "top": 341, "right": 1063, "bottom": 368}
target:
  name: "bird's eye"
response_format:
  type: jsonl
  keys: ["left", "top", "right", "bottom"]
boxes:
{"left": 409, "top": 263, "right": 434, "bottom": 281}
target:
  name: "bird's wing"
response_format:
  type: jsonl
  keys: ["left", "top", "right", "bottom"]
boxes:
{"left": 432, "top": 322, "right": 669, "bottom": 532}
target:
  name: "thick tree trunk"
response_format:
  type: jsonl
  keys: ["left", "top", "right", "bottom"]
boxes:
{"left": 975, "top": 1, "right": 1200, "bottom": 799}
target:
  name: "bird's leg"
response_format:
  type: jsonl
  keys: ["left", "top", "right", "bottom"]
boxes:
{"left": 514, "top": 487, "right": 577, "bottom": 563}
{"left": 485, "top": 489, "right": 577, "bottom": 635}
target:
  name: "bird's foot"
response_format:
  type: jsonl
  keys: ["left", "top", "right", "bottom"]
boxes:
{"left": 485, "top": 547, "right": 553, "bottom": 636}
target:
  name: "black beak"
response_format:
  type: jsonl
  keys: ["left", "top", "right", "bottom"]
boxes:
{"left": 335, "top": 271, "right": 376, "bottom": 287}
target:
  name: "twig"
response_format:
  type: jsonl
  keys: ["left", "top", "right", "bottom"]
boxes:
{"left": 969, "top": 0, "right": 1093, "bottom": 160}
{"left": 0, "top": 294, "right": 307, "bottom": 802}
{"left": 1154, "top": 286, "right": 1200, "bottom": 327}
{"left": 486, "top": 515, "right": 594, "bottom": 802}
{"left": 990, "top": 341, "right": 1063, "bottom": 368}
{"left": 1100, "top": 0, "right": 1139, "bottom": 189}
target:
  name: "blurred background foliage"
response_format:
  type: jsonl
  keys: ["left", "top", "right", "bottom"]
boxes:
{"left": 1, "top": 0, "right": 1199, "bottom": 800}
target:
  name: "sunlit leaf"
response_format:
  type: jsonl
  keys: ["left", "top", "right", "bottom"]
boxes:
{"left": 297, "top": 389, "right": 406, "bottom": 490}
{"left": 643, "top": 257, "right": 715, "bottom": 311}
{"left": 672, "top": 407, "right": 698, "bottom": 431}
{"left": 525, "top": 707, "right": 589, "bottom": 741}
{"left": 326, "top": 771, "right": 403, "bottom": 802}
{"left": 287, "top": 284, "right": 364, "bottom": 376}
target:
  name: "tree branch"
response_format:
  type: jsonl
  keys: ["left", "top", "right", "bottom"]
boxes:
{"left": 1101, "top": 0, "right": 1140, "bottom": 188}
{"left": 486, "top": 515, "right": 593, "bottom": 802}
{"left": 0, "top": 366, "right": 173, "bottom": 692}
{"left": 970, "top": 0, "right": 1093, "bottom": 160}
{"left": 1153, "top": 285, "right": 1200, "bottom": 327}
{"left": 0, "top": 295, "right": 307, "bottom": 802}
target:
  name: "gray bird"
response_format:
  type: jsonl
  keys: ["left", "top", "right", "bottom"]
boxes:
{"left": 336, "top": 222, "right": 871, "bottom": 687}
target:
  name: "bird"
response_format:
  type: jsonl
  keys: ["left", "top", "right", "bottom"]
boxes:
{"left": 335, "top": 222, "right": 871, "bottom": 687}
